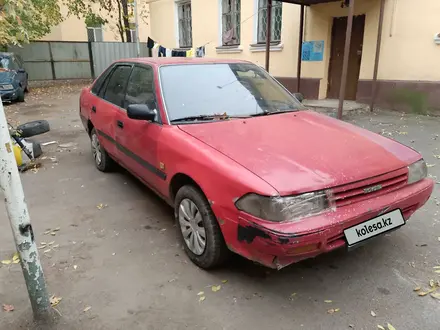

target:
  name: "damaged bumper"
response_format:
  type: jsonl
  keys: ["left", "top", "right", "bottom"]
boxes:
{"left": 229, "top": 179, "right": 433, "bottom": 269}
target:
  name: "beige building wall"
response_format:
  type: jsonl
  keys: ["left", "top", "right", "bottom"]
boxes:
{"left": 41, "top": 3, "right": 151, "bottom": 42}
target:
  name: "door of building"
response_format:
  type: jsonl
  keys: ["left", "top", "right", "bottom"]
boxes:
{"left": 327, "top": 15, "right": 365, "bottom": 100}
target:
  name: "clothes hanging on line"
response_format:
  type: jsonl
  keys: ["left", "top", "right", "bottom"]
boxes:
{"left": 146, "top": 36, "right": 205, "bottom": 58}
{"left": 196, "top": 46, "right": 205, "bottom": 58}
{"left": 171, "top": 50, "right": 186, "bottom": 57}
{"left": 158, "top": 46, "right": 167, "bottom": 57}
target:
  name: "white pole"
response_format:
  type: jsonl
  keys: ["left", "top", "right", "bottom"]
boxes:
{"left": 0, "top": 96, "right": 50, "bottom": 320}
{"left": 134, "top": 0, "right": 141, "bottom": 57}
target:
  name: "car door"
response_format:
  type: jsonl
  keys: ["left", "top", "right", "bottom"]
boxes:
{"left": 91, "top": 64, "right": 133, "bottom": 158}
{"left": 115, "top": 64, "right": 165, "bottom": 189}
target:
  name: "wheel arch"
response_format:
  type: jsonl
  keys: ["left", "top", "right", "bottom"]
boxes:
{"left": 169, "top": 173, "right": 205, "bottom": 203}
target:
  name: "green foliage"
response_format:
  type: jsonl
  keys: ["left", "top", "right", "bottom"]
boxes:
{"left": 0, "top": 0, "right": 63, "bottom": 46}
{"left": 391, "top": 88, "right": 428, "bottom": 115}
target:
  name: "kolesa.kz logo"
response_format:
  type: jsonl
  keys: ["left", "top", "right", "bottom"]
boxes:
{"left": 356, "top": 217, "right": 393, "bottom": 237}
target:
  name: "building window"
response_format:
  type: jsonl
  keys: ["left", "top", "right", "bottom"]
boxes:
{"left": 87, "top": 27, "right": 103, "bottom": 42}
{"left": 177, "top": 1, "right": 192, "bottom": 48}
{"left": 221, "top": 0, "right": 240, "bottom": 46}
{"left": 257, "top": 0, "right": 282, "bottom": 44}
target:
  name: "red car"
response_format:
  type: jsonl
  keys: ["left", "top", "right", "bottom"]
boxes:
{"left": 80, "top": 58, "right": 434, "bottom": 270}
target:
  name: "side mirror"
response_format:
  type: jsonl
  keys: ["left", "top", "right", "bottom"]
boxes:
{"left": 127, "top": 104, "right": 156, "bottom": 121}
{"left": 17, "top": 68, "right": 26, "bottom": 73}
{"left": 293, "top": 93, "right": 304, "bottom": 103}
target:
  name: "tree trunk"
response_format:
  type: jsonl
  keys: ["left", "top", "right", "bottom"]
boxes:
{"left": 121, "top": 0, "right": 131, "bottom": 42}
{"left": 116, "top": 0, "right": 125, "bottom": 42}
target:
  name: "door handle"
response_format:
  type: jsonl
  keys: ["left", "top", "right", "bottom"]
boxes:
{"left": 91, "top": 106, "right": 96, "bottom": 113}
{"left": 117, "top": 120, "right": 124, "bottom": 129}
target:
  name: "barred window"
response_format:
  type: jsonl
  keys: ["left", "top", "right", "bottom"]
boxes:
{"left": 221, "top": 0, "right": 241, "bottom": 46}
{"left": 87, "top": 27, "right": 103, "bottom": 42}
{"left": 257, "top": 0, "right": 282, "bottom": 44}
{"left": 177, "top": 1, "right": 192, "bottom": 48}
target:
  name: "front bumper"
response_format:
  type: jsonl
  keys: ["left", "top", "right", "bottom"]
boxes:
{"left": 0, "top": 88, "right": 19, "bottom": 101}
{"left": 222, "top": 178, "right": 434, "bottom": 269}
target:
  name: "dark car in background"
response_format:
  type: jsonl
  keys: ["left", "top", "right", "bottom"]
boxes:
{"left": 0, "top": 52, "right": 28, "bottom": 102}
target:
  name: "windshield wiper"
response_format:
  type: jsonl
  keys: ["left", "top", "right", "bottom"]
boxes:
{"left": 249, "top": 109, "right": 297, "bottom": 117}
{"left": 170, "top": 115, "right": 217, "bottom": 123}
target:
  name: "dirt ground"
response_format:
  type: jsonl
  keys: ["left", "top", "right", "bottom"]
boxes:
{"left": 0, "top": 82, "right": 439, "bottom": 330}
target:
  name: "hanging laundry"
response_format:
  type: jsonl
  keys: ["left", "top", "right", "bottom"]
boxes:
{"left": 147, "top": 37, "right": 155, "bottom": 49}
{"left": 171, "top": 50, "right": 186, "bottom": 57}
{"left": 152, "top": 43, "right": 160, "bottom": 57}
{"left": 158, "top": 46, "right": 167, "bottom": 57}
{"left": 222, "top": 28, "right": 237, "bottom": 45}
{"left": 166, "top": 48, "right": 172, "bottom": 57}
{"left": 186, "top": 48, "right": 195, "bottom": 57}
{"left": 196, "top": 46, "right": 205, "bottom": 57}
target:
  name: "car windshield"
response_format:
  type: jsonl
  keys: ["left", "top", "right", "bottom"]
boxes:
{"left": 0, "top": 57, "right": 11, "bottom": 69}
{"left": 159, "top": 63, "right": 304, "bottom": 122}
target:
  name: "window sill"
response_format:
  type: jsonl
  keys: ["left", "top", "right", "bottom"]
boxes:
{"left": 216, "top": 46, "right": 243, "bottom": 54}
{"left": 249, "top": 43, "right": 284, "bottom": 52}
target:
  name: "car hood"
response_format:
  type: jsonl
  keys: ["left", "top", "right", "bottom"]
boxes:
{"left": 0, "top": 70, "right": 15, "bottom": 84}
{"left": 178, "top": 111, "right": 421, "bottom": 195}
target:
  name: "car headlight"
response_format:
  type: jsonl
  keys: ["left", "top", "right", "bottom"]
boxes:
{"left": 407, "top": 159, "right": 427, "bottom": 184}
{"left": 235, "top": 190, "right": 334, "bottom": 222}
{"left": 1, "top": 84, "right": 14, "bottom": 90}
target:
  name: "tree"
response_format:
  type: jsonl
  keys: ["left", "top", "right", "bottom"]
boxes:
{"left": 0, "top": 0, "right": 63, "bottom": 46}
{"left": 66, "top": 0, "right": 149, "bottom": 42}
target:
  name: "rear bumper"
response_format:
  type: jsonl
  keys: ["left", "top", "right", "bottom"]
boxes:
{"left": 227, "top": 179, "right": 434, "bottom": 269}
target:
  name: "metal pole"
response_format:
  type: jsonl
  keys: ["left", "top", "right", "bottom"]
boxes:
{"left": 265, "top": 0, "right": 272, "bottom": 72}
{"left": 370, "top": 0, "right": 386, "bottom": 112}
{"left": 337, "top": 0, "right": 355, "bottom": 119}
{"left": 134, "top": 0, "right": 141, "bottom": 57}
{"left": 297, "top": 5, "right": 305, "bottom": 93}
{"left": 0, "top": 97, "right": 50, "bottom": 320}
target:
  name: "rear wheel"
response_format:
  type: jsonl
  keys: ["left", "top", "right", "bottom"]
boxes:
{"left": 90, "top": 128, "right": 114, "bottom": 172}
{"left": 17, "top": 89, "right": 25, "bottom": 102}
{"left": 175, "top": 185, "right": 229, "bottom": 269}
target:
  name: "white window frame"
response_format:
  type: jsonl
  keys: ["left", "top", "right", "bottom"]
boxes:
{"left": 87, "top": 26, "right": 104, "bottom": 42}
{"left": 250, "top": 0, "right": 283, "bottom": 52}
{"left": 174, "top": 0, "right": 193, "bottom": 48}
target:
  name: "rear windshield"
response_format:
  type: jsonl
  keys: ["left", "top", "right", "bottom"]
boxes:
{"left": 0, "top": 57, "right": 11, "bottom": 69}
{"left": 159, "top": 63, "right": 303, "bottom": 121}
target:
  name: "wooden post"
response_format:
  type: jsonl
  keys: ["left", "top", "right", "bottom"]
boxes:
{"left": 370, "top": 0, "right": 386, "bottom": 112}
{"left": 265, "top": 0, "right": 272, "bottom": 72}
{"left": 337, "top": 0, "right": 355, "bottom": 119}
{"left": 297, "top": 5, "right": 305, "bottom": 93}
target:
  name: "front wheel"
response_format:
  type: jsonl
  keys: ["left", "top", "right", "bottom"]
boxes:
{"left": 175, "top": 185, "right": 229, "bottom": 269}
{"left": 90, "top": 128, "right": 114, "bottom": 172}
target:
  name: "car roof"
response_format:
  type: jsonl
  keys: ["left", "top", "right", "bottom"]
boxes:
{"left": 114, "top": 57, "right": 253, "bottom": 67}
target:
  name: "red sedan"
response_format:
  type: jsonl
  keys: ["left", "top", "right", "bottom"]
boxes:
{"left": 80, "top": 58, "right": 433, "bottom": 270}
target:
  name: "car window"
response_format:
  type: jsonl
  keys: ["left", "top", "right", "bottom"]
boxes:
{"left": 103, "top": 65, "right": 132, "bottom": 107}
{"left": 124, "top": 66, "right": 156, "bottom": 110}
{"left": 91, "top": 65, "right": 114, "bottom": 95}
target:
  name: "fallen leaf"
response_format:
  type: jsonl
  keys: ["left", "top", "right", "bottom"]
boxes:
{"left": 199, "top": 296, "right": 206, "bottom": 302}
{"left": 334, "top": 308, "right": 340, "bottom": 312}
{"left": 387, "top": 323, "right": 396, "bottom": 330}
{"left": 413, "top": 286, "right": 421, "bottom": 292}
{"left": 12, "top": 252, "right": 19, "bottom": 262}
{"left": 378, "top": 326, "right": 385, "bottom": 330}
{"left": 2, "top": 304, "right": 14, "bottom": 312}
{"left": 197, "top": 291, "right": 204, "bottom": 296}
{"left": 50, "top": 232, "right": 56, "bottom": 236}
{"left": 433, "top": 266, "right": 440, "bottom": 269}
{"left": 371, "top": 310, "right": 377, "bottom": 317}
{"left": 52, "top": 244, "right": 59, "bottom": 249}
{"left": 48, "top": 241, "right": 55, "bottom": 245}
{"left": 43, "top": 249, "right": 51, "bottom": 253}
{"left": 73, "top": 265, "right": 78, "bottom": 270}
{"left": 434, "top": 155, "right": 440, "bottom": 159}
{"left": 327, "top": 309, "right": 338, "bottom": 314}
{"left": 427, "top": 164, "right": 436, "bottom": 168}
{"left": 435, "top": 270, "right": 440, "bottom": 274}
{"left": 418, "top": 291, "right": 429, "bottom": 296}
{"left": 429, "top": 279, "right": 435, "bottom": 288}
{"left": 1, "top": 260, "right": 12, "bottom": 265}
{"left": 211, "top": 285, "right": 221, "bottom": 292}
{"left": 431, "top": 292, "right": 440, "bottom": 300}
{"left": 290, "top": 293, "right": 297, "bottom": 297}
{"left": 83, "top": 306, "right": 91, "bottom": 312}
{"left": 397, "top": 131, "right": 408, "bottom": 135}
{"left": 50, "top": 295, "right": 62, "bottom": 307}
{"left": 221, "top": 280, "right": 228, "bottom": 284}
{"left": 324, "top": 300, "right": 332, "bottom": 303}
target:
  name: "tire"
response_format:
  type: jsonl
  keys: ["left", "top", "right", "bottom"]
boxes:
{"left": 17, "top": 89, "right": 25, "bottom": 102}
{"left": 90, "top": 128, "right": 114, "bottom": 172}
{"left": 175, "top": 185, "right": 229, "bottom": 269}
{"left": 17, "top": 120, "right": 50, "bottom": 138}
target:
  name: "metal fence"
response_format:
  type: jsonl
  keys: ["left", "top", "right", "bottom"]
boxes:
{"left": 8, "top": 41, "right": 151, "bottom": 81}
